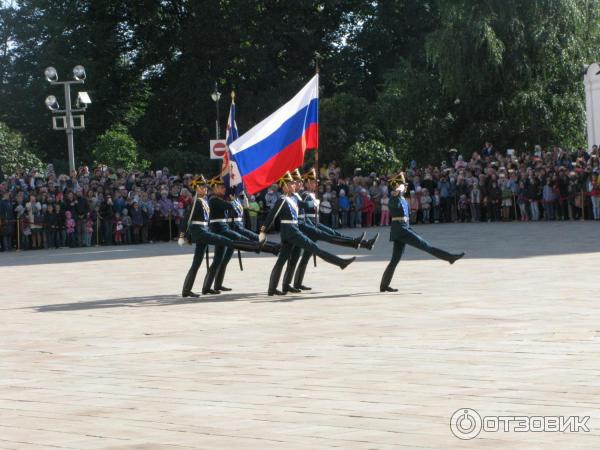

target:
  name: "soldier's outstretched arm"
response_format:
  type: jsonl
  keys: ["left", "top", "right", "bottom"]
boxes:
{"left": 210, "top": 196, "right": 235, "bottom": 211}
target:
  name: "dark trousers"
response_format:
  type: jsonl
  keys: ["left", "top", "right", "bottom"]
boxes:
{"left": 103, "top": 220, "right": 113, "bottom": 245}
{"left": 2, "top": 235, "right": 13, "bottom": 251}
{"left": 210, "top": 228, "right": 251, "bottom": 291}
{"left": 380, "top": 226, "right": 454, "bottom": 290}
{"left": 182, "top": 242, "right": 207, "bottom": 294}
{"left": 45, "top": 229, "right": 59, "bottom": 248}
{"left": 285, "top": 221, "right": 358, "bottom": 288}
{"left": 269, "top": 228, "right": 348, "bottom": 293}
{"left": 182, "top": 228, "right": 259, "bottom": 295}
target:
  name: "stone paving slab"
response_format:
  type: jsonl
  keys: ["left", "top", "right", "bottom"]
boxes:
{"left": 1, "top": 222, "right": 600, "bottom": 449}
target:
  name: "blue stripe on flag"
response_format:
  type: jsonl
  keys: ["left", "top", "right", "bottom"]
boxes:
{"left": 233, "top": 98, "right": 318, "bottom": 175}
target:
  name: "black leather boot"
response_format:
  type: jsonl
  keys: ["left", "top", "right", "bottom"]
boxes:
{"left": 360, "top": 233, "right": 379, "bottom": 250}
{"left": 428, "top": 247, "right": 463, "bottom": 264}
{"left": 213, "top": 257, "right": 230, "bottom": 292}
{"left": 283, "top": 285, "right": 301, "bottom": 293}
{"left": 182, "top": 271, "right": 200, "bottom": 298}
{"left": 268, "top": 261, "right": 286, "bottom": 296}
{"left": 448, "top": 252, "right": 465, "bottom": 264}
{"left": 233, "top": 240, "right": 263, "bottom": 253}
{"left": 323, "top": 232, "right": 364, "bottom": 249}
{"left": 202, "top": 266, "right": 221, "bottom": 295}
{"left": 293, "top": 254, "right": 310, "bottom": 290}
{"left": 262, "top": 241, "right": 280, "bottom": 255}
{"left": 380, "top": 264, "right": 396, "bottom": 292}
{"left": 314, "top": 248, "right": 356, "bottom": 270}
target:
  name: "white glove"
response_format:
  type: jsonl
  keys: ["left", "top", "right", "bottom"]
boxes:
{"left": 258, "top": 232, "right": 267, "bottom": 243}
{"left": 178, "top": 237, "right": 186, "bottom": 247}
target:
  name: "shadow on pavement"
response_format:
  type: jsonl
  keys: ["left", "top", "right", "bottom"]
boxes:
{"left": 31, "top": 290, "right": 392, "bottom": 312}
{"left": 4, "top": 222, "right": 600, "bottom": 268}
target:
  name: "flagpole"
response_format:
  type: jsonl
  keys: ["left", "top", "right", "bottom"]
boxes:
{"left": 314, "top": 56, "right": 320, "bottom": 179}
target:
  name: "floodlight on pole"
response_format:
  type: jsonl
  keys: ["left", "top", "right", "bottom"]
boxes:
{"left": 45, "top": 95, "right": 59, "bottom": 111}
{"left": 44, "top": 66, "right": 58, "bottom": 82}
{"left": 73, "top": 65, "right": 86, "bottom": 81}
{"left": 211, "top": 81, "right": 221, "bottom": 139}
{"left": 43, "top": 64, "right": 89, "bottom": 173}
{"left": 76, "top": 91, "right": 91, "bottom": 107}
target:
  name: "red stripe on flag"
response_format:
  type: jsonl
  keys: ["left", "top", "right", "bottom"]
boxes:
{"left": 243, "top": 123, "right": 318, "bottom": 194}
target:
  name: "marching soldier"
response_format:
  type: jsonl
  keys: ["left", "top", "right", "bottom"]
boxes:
{"left": 260, "top": 171, "right": 355, "bottom": 296}
{"left": 206, "top": 177, "right": 280, "bottom": 293}
{"left": 380, "top": 172, "right": 465, "bottom": 292}
{"left": 179, "top": 175, "right": 264, "bottom": 298}
{"left": 227, "top": 190, "right": 281, "bottom": 254}
{"left": 282, "top": 168, "right": 378, "bottom": 292}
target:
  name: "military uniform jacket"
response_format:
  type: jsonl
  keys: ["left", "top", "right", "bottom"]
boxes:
{"left": 185, "top": 195, "right": 211, "bottom": 242}
{"left": 389, "top": 194, "right": 410, "bottom": 241}
{"left": 263, "top": 195, "right": 301, "bottom": 240}
{"left": 208, "top": 196, "right": 235, "bottom": 233}
{"left": 229, "top": 198, "right": 245, "bottom": 227}
{"left": 289, "top": 191, "right": 314, "bottom": 224}
{"left": 299, "top": 191, "right": 318, "bottom": 224}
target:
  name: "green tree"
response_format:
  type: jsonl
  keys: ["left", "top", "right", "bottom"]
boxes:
{"left": 345, "top": 139, "right": 401, "bottom": 175}
{"left": 319, "top": 93, "right": 372, "bottom": 167}
{"left": 0, "top": 122, "right": 43, "bottom": 173}
{"left": 91, "top": 125, "right": 148, "bottom": 171}
{"left": 425, "top": 0, "right": 600, "bottom": 151}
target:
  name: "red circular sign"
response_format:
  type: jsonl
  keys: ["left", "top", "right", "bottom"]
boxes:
{"left": 213, "top": 142, "right": 227, "bottom": 157}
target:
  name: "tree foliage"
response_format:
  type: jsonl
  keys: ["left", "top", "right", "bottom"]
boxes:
{"left": 0, "top": 122, "right": 43, "bottom": 173}
{"left": 0, "top": 0, "right": 599, "bottom": 172}
{"left": 91, "top": 125, "right": 148, "bottom": 171}
{"left": 346, "top": 139, "right": 401, "bottom": 175}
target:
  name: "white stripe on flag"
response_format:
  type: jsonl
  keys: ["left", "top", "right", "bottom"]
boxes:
{"left": 228, "top": 74, "right": 318, "bottom": 155}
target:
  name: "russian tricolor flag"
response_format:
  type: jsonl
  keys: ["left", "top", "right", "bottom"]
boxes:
{"left": 229, "top": 75, "right": 319, "bottom": 194}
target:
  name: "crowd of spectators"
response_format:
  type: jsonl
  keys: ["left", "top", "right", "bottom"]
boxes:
{"left": 1, "top": 142, "right": 600, "bottom": 252}
{"left": 313, "top": 143, "right": 600, "bottom": 228}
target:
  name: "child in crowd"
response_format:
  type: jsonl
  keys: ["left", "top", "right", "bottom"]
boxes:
{"left": 420, "top": 188, "right": 431, "bottom": 224}
{"left": 380, "top": 192, "right": 390, "bottom": 226}
{"left": 470, "top": 182, "right": 481, "bottom": 222}
{"left": 409, "top": 190, "right": 420, "bottom": 224}
{"left": 338, "top": 189, "right": 350, "bottom": 228}
{"left": 501, "top": 179, "right": 513, "bottom": 221}
{"left": 114, "top": 212, "right": 123, "bottom": 244}
{"left": 517, "top": 181, "right": 528, "bottom": 221}
{"left": 542, "top": 180, "right": 556, "bottom": 221}
{"left": 85, "top": 212, "right": 94, "bottom": 247}
{"left": 330, "top": 191, "right": 339, "bottom": 229}
{"left": 247, "top": 195, "right": 260, "bottom": 232}
{"left": 44, "top": 204, "right": 59, "bottom": 249}
{"left": 591, "top": 174, "right": 600, "bottom": 220}
{"left": 55, "top": 203, "right": 65, "bottom": 247}
{"left": 432, "top": 189, "right": 441, "bottom": 223}
{"left": 65, "top": 210, "right": 76, "bottom": 247}
{"left": 361, "top": 190, "right": 374, "bottom": 227}
{"left": 121, "top": 208, "right": 132, "bottom": 244}
{"left": 458, "top": 194, "right": 469, "bottom": 222}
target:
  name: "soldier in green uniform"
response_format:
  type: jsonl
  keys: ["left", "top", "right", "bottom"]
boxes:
{"left": 260, "top": 171, "right": 356, "bottom": 296}
{"left": 205, "top": 176, "right": 280, "bottom": 294}
{"left": 282, "top": 168, "right": 378, "bottom": 292}
{"left": 179, "top": 175, "right": 264, "bottom": 298}
{"left": 380, "top": 172, "right": 465, "bottom": 292}
{"left": 227, "top": 190, "right": 280, "bottom": 254}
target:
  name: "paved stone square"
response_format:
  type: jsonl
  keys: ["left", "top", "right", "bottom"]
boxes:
{"left": 1, "top": 222, "right": 600, "bottom": 449}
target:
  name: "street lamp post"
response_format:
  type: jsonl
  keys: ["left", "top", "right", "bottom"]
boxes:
{"left": 44, "top": 65, "right": 92, "bottom": 174}
{"left": 211, "top": 81, "right": 221, "bottom": 139}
